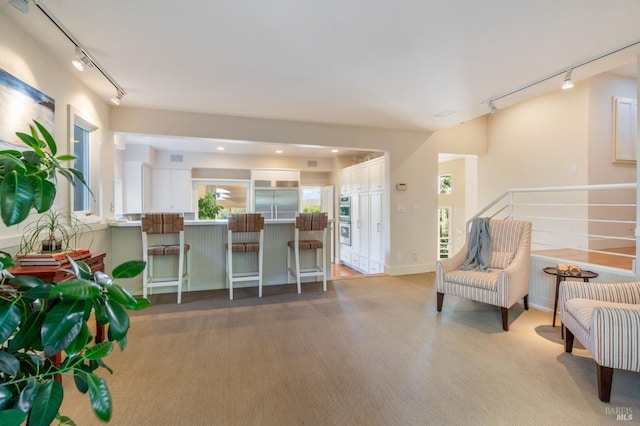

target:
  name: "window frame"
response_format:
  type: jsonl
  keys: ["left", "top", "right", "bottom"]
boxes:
{"left": 67, "top": 104, "right": 99, "bottom": 219}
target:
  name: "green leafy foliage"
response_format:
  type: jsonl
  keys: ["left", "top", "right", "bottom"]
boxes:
{"left": 198, "top": 191, "right": 223, "bottom": 219}
{"left": 0, "top": 122, "right": 85, "bottom": 227}
{"left": 0, "top": 121, "right": 150, "bottom": 424}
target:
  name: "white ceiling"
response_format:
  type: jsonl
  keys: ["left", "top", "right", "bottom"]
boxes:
{"left": 2, "top": 1, "right": 640, "bottom": 156}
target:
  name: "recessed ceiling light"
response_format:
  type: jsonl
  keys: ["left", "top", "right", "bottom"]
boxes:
{"left": 216, "top": 147, "right": 224, "bottom": 151}
{"left": 331, "top": 149, "right": 339, "bottom": 153}
{"left": 275, "top": 150, "right": 283, "bottom": 154}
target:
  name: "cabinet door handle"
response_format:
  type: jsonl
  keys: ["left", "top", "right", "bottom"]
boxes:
{"left": 275, "top": 205, "right": 278, "bottom": 219}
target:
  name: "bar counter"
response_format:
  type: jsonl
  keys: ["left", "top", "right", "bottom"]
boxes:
{"left": 108, "top": 219, "right": 333, "bottom": 296}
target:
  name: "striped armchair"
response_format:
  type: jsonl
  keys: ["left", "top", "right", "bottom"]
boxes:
{"left": 436, "top": 219, "right": 532, "bottom": 331}
{"left": 560, "top": 281, "right": 640, "bottom": 402}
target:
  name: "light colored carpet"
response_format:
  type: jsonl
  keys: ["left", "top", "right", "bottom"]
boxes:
{"left": 60, "top": 273, "right": 639, "bottom": 425}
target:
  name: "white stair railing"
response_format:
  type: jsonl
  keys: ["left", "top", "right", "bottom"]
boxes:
{"left": 466, "top": 183, "right": 637, "bottom": 276}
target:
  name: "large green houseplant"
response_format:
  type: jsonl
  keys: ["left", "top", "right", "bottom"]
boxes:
{"left": 0, "top": 121, "right": 149, "bottom": 425}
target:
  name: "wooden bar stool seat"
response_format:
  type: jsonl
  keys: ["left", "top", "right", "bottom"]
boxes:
{"left": 287, "top": 213, "right": 328, "bottom": 293}
{"left": 226, "top": 214, "right": 265, "bottom": 300}
{"left": 141, "top": 212, "right": 191, "bottom": 304}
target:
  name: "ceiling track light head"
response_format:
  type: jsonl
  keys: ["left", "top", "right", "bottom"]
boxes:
{"left": 110, "top": 90, "right": 125, "bottom": 106}
{"left": 562, "top": 69, "right": 574, "bottom": 90}
{"left": 72, "top": 46, "right": 93, "bottom": 71}
{"left": 488, "top": 101, "right": 498, "bottom": 114}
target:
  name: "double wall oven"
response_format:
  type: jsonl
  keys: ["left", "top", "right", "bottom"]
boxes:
{"left": 339, "top": 196, "right": 351, "bottom": 246}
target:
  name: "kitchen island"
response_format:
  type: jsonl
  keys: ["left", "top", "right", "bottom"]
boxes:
{"left": 108, "top": 219, "right": 333, "bottom": 296}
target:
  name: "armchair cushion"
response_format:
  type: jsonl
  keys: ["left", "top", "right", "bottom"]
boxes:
{"left": 489, "top": 252, "right": 514, "bottom": 269}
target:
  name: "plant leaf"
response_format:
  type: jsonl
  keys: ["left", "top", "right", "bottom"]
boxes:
{"left": 73, "top": 364, "right": 91, "bottom": 394}
{"left": 0, "top": 250, "right": 16, "bottom": 269}
{"left": 55, "top": 155, "right": 76, "bottom": 161}
{"left": 50, "top": 279, "right": 101, "bottom": 300}
{"left": 0, "top": 305, "right": 21, "bottom": 343}
{"left": 64, "top": 322, "right": 90, "bottom": 358}
{"left": 33, "top": 121, "right": 57, "bottom": 156}
{"left": 0, "top": 409, "right": 28, "bottom": 426}
{"left": 86, "top": 373, "right": 111, "bottom": 422}
{"left": 27, "top": 379, "right": 63, "bottom": 426}
{"left": 14, "top": 132, "right": 44, "bottom": 157}
{"left": 112, "top": 260, "right": 146, "bottom": 279}
{"left": 106, "top": 284, "right": 138, "bottom": 309}
{"left": 42, "top": 300, "right": 86, "bottom": 357}
{"left": 132, "top": 298, "right": 151, "bottom": 311}
{"left": 105, "top": 300, "right": 129, "bottom": 341}
{"left": 29, "top": 177, "right": 56, "bottom": 213}
{"left": 14, "top": 378, "right": 38, "bottom": 412}
{"left": 92, "top": 271, "right": 112, "bottom": 287}
{"left": 0, "top": 351, "right": 19, "bottom": 376}
{"left": 84, "top": 342, "right": 114, "bottom": 360}
{"left": 8, "top": 310, "right": 45, "bottom": 353}
{"left": 0, "top": 153, "right": 26, "bottom": 173}
{"left": 9, "top": 275, "right": 45, "bottom": 291}
{"left": 0, "top": 385, "right": 14, "bottom": 410}
{"left": 0, "top": 169, "right": 34, "bottom": 226}
{"left": 24, "top": 283, "right": 55, "bottom": 300}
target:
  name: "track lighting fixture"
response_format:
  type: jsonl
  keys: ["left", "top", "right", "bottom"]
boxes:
{"left": 482, "top": 38, "right": 640, "bottom": 113}
{"left": 72, "top": 47, "right": 92, "bottom": 72}
{"left": 110, "top": 90, "right": 125, "bottom": 106}
{"left": 561, "top": 69, "right": 574, "bottom": 90}
{"left": 27, "top": 1, "right": 127, "bottom": 106}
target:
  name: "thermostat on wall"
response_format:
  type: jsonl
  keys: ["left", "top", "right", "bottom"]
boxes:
{"left": 396, "top": 183, "right": 407, "bottom": 191}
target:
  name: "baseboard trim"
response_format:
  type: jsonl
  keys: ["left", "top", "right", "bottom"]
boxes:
{"left": 386, "top": 262, "right": 435, "bottom": 276}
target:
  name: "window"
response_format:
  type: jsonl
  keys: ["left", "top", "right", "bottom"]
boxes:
{"left": 68, "top": 105, "right": 98, "bottom": 216}
{"left": 193, "top": 180, "right": 249, "bottom": 219}
{"left": 438, "top": 207, "right": 451, "bottom": 258}
{"left": 439, "top": 175, "right": 452, "bottom": 194}
{"left": 301, "top": 187, "right": 322, "bottom": 213}
{"left": 73, "top": 124, "right": 90, "bottom": 211}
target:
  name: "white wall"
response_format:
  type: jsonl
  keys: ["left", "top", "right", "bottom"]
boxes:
{"left": 0, "top": 12, "right": 113, "bottom": 255}
{"left": 587, "top": 73, "right": 637, "bottom": 249}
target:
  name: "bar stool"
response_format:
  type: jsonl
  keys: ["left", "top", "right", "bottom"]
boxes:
{"left": 226, "top": 213, "right": 264, "bottom": 300}
{"left": 287, "top": 212, "right": 328, "bottom": 293}
{"left": 141, "top": 212, "right": 191, "bottom": 304}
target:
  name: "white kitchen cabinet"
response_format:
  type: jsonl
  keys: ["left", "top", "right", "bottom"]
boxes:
{"left": 338, "top": 156, "right": 386, "bottom": 274}
{"left": 151, "top": 168, "right": 192, "bottom": 212}
{"left": 351, "top": 164, "right": 368, "bottom": 193}
{"left": 349, "top": 192, "right": 369, "bottom": 273}
{"left": 368, "top": 157, "right": 385, "bottom": 192}
{"left": 123, "top": 161, "right": 142, "bottom": 214}
{"left": 369, "top": 191, "right": 384, "bottom": 273}
{"left": 340, "top": 169, "right": 351, "bottom": 195}
{"left": 124, "top": 162, "right": 152, "bottom": 214}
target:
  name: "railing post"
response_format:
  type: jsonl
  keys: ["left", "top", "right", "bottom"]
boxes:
{"left": 508, "top": 191, "right": 513, "bottom": 219}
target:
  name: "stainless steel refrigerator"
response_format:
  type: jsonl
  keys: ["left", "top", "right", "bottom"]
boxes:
{"left": 255, "top": 189, "right": 299, "bottom": 219}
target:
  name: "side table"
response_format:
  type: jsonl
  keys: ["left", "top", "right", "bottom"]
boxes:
{"left": 543, "top": 266, "right": 598, "bottom": 337}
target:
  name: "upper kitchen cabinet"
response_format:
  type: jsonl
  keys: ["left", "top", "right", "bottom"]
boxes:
{"left": 123, "top": 161, "right": 151, "bottom": 214}
{"left": 350, "top": 163, "right": 368, "bottom": 193}
{"left": 340, "top": 169, "right": 351, "bottom": 195}
{"left": 151, "top": 168, "right": 192, "bottom": 212}
{"left": 368, "top": 157, "right": 385, "bottom": 192}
